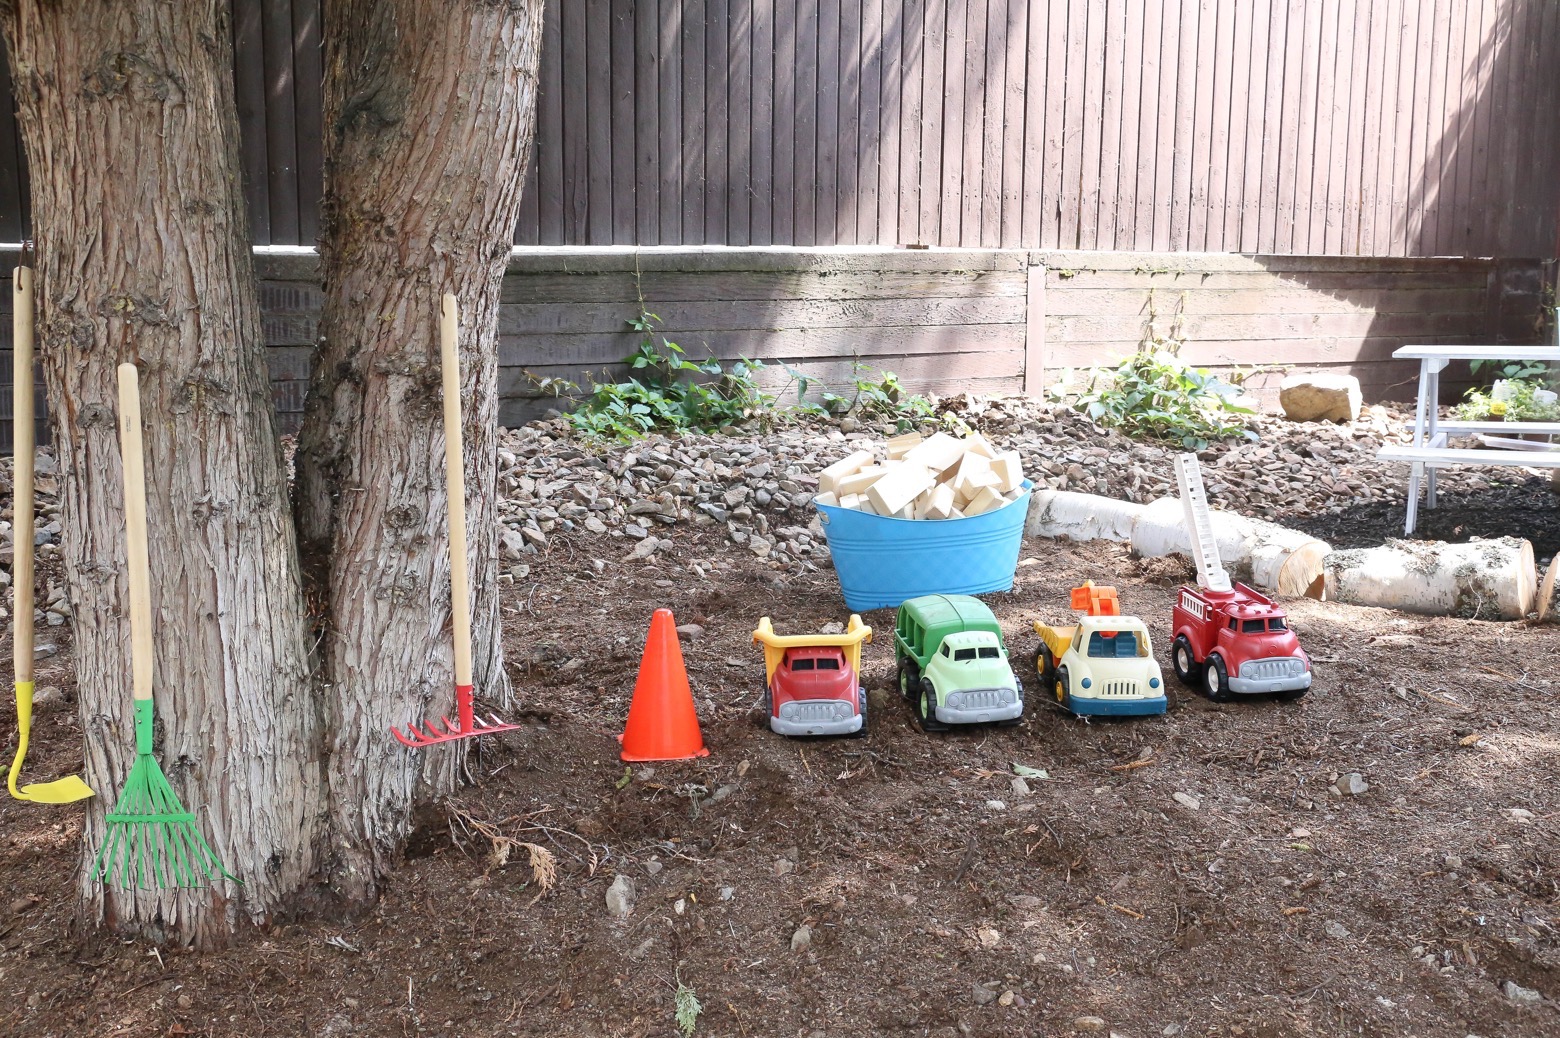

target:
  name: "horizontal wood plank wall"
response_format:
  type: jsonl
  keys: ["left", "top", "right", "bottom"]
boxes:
{"left": 246, "top": 249, "right": 1548, "bottom": 429}
{"left": 0, "top": 249, "right": 1550, "bottom": 447}
{"left": 4, "top": 0, "right": 1560, "bottom": 257}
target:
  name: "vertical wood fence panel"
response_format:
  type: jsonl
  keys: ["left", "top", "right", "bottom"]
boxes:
{"left": 3, "top": 0, "right": 1560, "bottom": 257}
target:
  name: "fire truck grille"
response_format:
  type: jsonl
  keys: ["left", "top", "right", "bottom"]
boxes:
{"left": 1240, "top": 657, "right": 1305, "bottom": 681}
{"left": 1098, "top": 680, "right": 1140, "bottom": 697}
{"left": 779, "top": 699, "right": 851, "bottom": 723}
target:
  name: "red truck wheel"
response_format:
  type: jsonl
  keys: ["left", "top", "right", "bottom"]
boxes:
{"left": 1203, "top": 653, "right": 1234, "bottom": 702}
{"left": 1171, "top": 635, "right": 1202, "bottom": 687}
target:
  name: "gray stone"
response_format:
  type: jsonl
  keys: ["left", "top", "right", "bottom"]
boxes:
{"left": 1072, "top": 1018, "right": 1107, "bottom": 1033}
{"left": 790, "top": 924, "right": 812, "bottom": 952}
{"left": 624, "top": 523, "right": 649, "bottom": 539}
{"left": 1280, "top": 372, "right": 1363, "bottom": 423}
{"left": 1504, "top": 981, "right": 1542, "bottom": 1005}
{"left": 605, "top": 875, "right": 636, "bottom": 919}
{"left": 970, "top": 985, "right": 999, "bottom": 1007}
{"left": 1324, "top": 920, "right": 1351, "bottom": 940}
{"left": 1172, "top": 792, "right": 1201, "bottom": 811}
{"left": 676, "top": 623, "right": 706, "bottom": 640}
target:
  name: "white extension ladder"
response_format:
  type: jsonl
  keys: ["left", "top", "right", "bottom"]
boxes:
{"left": 1174, "top": 454, "right": 1231, "bottom": 593}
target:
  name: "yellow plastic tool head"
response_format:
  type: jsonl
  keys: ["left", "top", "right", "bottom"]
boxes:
{"left": 8, "top": 683, "right": 94, "bottom": 804}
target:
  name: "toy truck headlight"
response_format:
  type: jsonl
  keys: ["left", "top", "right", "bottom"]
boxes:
{"left": 1080, "top": 677, "right": 1091, "bottom": 689}
{"left": 1149, "top": 677, "right": 1160, "bottom": 689}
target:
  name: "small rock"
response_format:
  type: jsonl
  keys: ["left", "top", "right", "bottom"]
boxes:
{"left": 998, "top": 990, "right": 1015, "bottom": 1007}
{"left": 1507, "top": 808, "right": 1534, "bottom": 822}
{"left": 709, "top": 783, "right": 737, "bottom": 803}
{"left": 1072, "top": 1017, "right": 1107, "bottom": 1033}
{"left": 177, "top": 994, "right": 192, "bottom": 1009}
{"left": 977, "top": 927, "right": 1001, "bottom": 948}
{"left": 1334, "top": 773, "right": 1369, "bottom": 796}
{"left": 719, "top": 886, "right": 735, "bottom": 901}
{"left": 29, "top": 685, "right": 64, "bottom": 713}
{"left": 1010, "top": 777, "right": 1031, "bottom": 797}
{"left": 1504, "top": 980, "right": 1542, "bottom": 1004}
{"left": 1324, "top": 920, "right": 1351, "bottom": 940}
{"left": 624, "top": 523, "right": 649, "bottom": 539}
{"left": 984, "top": 800, "right": 1007, "bottom": 811}
{"left": 774, "top": 859, "right": 796, "bottom": 877}
{"left": 32, "top": 642, "right": 56, "bottom": 660}
{"left": 1444, "top": 853, "right": 1463, "bottom": 870}
{"left": 674, "top": 898, "right": 687, "bottom": 915}
{"left": 627, "top": 537, "right": 660, "bottom": 561}
{"left": 1172, "top": 792, "right": 1200, "bottom": 811}
{"left": 605, "top": 875, "right": 636, "bottom": 919}
{"left": 970, "top": 984, "right": 998, "bottom": 1006}
{"left": 583, "top": 516, "right": 608, "bottom": 535}
{"left": 676, "top": 623, "right": 705, "bottom": 640}
{"left": 790, "top": 925, "right": 812, "bottom": 952}
{"left": 9, "top": 897, "right": 33, "bottom": 915}
{"left": 644, "top": 860, "right": 663, "bottom": 876}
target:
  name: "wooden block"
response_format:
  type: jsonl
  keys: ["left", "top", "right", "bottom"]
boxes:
{"left": 903, "top": 431, "right": 966, "bottom": 474}
{"left": 839, "top": 493, "right": 866, "bottom": 511}
{"left": 818, "top": 449, "right": 875, "bottom": 493}
{"left": 923, "top": 483, "right": 956, "bottom": 519}
{"left": 954, "top": 468, "right": 1000, "bottom": 502}
{"left": 912, "top": 488, "right": 935, "bottom": 520}
{"left": 964, "top": 485, "right": 1006, "bottom": 516}
{"left": 814, "top": 491, "right": 840, "bottom": 508}
{"left": 962, "top": 432, "right": 997, "bottom": 459}
{"left": 887, "top": 431, "right": 924, "bottom": 460}
{"left": 947, "top": 506, "right": 967, "bottom": 520}
{"left": 990, "top": 450, "right": 1023, "bottom": 493}
{"left": 950, "top": 451, "right": 992, "bottom": 484}
{"left": 867, "top": 463, "right": 935, "bottom": 516}
{"left": 893, "top": 503, "right": 916, "bottom": 519}
{"left": 834, "top": 465, "right": 886, "bottom": 497}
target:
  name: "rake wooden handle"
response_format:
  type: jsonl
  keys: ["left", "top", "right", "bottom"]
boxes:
{"left": 440, "top": 294, "right": 473, "bottom": 689}
{"left": 13, "top": 269, "right": 34, "bottom": 686}
{"left": 117, "top": 363, "right": 154, "bottom": 703}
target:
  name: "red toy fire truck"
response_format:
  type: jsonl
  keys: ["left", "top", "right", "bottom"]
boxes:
{"left": 1169, "top": 455, "right": 1312, "bottom": 702}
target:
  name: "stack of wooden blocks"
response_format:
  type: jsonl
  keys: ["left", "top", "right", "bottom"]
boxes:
{"left": 812, "top": 431, "right": 1026, "bottom": 520}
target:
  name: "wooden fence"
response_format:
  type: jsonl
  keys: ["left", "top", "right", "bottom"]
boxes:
{"left": 3, "top": 0, "right": 1560, "bottom": 256}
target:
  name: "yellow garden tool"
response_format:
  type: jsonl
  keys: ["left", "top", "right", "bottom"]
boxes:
{"left": 7, "top": 267, "right": 93, "bottom": 803}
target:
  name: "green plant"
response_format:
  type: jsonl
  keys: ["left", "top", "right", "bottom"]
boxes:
{"left": 542, "top": 313, "right": 777, "bottom": 440}
{"left": 1071, "top": 350, "right": 1255, "bottom": 450}
{"left": 1470, "top": 358, "right": 1551, "bottom": 382}
{"left": 674, "top": 976, "right": 703, "bottom": 1037}
{"left": 820, "top": 361, "right": 942, "bottom": 431}
{"left": 1455, "top": 377, "right": 1560, "bottom": 422}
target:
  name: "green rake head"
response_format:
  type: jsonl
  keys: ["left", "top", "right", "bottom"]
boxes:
{"left": 93, "top": 702, "right": 236, "bottom": 890}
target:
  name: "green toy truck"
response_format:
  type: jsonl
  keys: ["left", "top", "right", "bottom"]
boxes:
{"left": 894, "top": 594, "right": 1024, "bottom": 731}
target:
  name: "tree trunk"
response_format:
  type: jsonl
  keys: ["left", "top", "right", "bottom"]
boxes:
{"left": 1129, "top": 497, "right": 1331, "bottom": 598}
{"left": 294, "top": 0, "right": 543, "bottom": 902}
{"left": 1322, "top": 537, "right": 1537, "bottom": 621}
{"left": 1024, "top": 489, "right": 1146, "bottom": 543}
{"left": 2, "top": 1, "right": 322, "bottom": 946}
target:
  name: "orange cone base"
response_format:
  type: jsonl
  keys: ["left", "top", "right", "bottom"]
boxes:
{"left": 619, "top": 608, "right": 709, "bottom": 762}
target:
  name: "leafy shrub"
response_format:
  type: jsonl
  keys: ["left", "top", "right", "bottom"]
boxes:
{"left": 1066, "top": 350, "right": 1255, "bottom": 450}
{"left": 1455, "top": 376, "right": 1560, "bottom": 422}
{"left": 532, "top": 314, "right": 775, "bottom": 439}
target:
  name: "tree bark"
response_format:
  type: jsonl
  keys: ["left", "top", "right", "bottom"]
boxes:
{"left": 294, "top": 0, "right": 543, "bottom": 901}
{"left": 2, "top": 0, "right": 323, "bottom": 946}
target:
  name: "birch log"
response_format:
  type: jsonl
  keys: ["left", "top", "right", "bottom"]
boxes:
{"left": 1025, "top": 489, "right": 1145, "bottom": 543}
{"left": 1322, "top": 538, "right": 1537, "bottom": 620}
{"left": 1130, "top": 497, "right": 1331, "bottom": 598}
{"left": 1536, "top": 555, "right": 1560, "bottom": 623}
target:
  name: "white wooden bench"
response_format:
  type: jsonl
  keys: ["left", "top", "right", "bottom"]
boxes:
{"left": 1380, "top": 345, "right": 1560, "bottom": 534}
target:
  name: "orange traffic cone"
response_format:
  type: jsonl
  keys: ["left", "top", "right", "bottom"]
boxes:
{"left": 619, "top": 609, "right": 710, "bottom": 762}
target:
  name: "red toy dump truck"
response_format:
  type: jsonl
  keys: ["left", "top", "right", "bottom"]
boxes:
{"left": 753, "top": 616, "right": 872, "bottom": 736}
{"left": 1170, "top": 454, "right": 1312, "bottom": 702}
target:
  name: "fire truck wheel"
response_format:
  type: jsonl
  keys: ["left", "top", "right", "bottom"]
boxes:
{"left": 1171, "top": 635, "right": 1202, "bottom": 686}
{"left": 898, "top": 658, "right": 921, "bottom": 702}
{"left": 918, "top": 677, "right": 949, "bottom": 732}
{"left": 1203, "top": 654, "right": 1234, "bottom": 702}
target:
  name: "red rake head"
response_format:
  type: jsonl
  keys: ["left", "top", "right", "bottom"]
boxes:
{"left": 390, "top": 684, "right": 522, "bottom": 748}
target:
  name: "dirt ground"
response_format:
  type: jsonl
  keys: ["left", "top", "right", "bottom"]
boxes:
{"left": 3, "top": 501, "right": 1559, "bottom": 1038}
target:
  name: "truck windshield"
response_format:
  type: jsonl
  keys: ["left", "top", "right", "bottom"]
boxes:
{"left": 1242, "top": 620, "right": 1265, "bottom": 633}
{"left": 816, "top": 658, "right": 839, "bottom": 670}
{"left": 1269, "top": 618, "right": 1287, "bottom": 631}
{"left": 791, "top": 659, "right": 815, "bottom": 671}
{"left": 1087, "top": 631, "right": 1140, "bottom": 658}
{"left": 978, "top": 647, "right": 1000, "bottom": 659}
{"left": 954, "top": 648, "right": 977, "bottom": 661}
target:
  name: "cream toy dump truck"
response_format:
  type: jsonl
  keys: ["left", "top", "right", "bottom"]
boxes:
{"left": 1033, "top": 583, "right": 1167, "bottom": 717}
{"left": 752, "top": 616, "right": 872, "bottom": 736}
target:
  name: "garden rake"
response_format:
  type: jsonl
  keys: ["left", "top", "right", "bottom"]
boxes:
{"left": 390, "top": 294, "right": 521, "bottom": 748}
{"left": 93, "top": 363, "right": 234, "bottom": 889}
{"left": 7, "top": 266, "right": 93, "bottom": 804}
